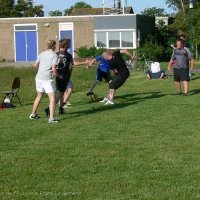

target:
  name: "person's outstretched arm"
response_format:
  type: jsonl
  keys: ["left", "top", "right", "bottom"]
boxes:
{"left": 120, "top": 49, "right": 134, "bottom": 60}
{"left": 86, "top": 58, "right": 96, "bottom": 68}
{"left": 74, "top": 59, "right": 90, "bottom": 66}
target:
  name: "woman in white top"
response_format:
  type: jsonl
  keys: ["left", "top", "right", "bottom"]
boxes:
{"left": 29, "top": 40, "right": 58, "bottom": 123}
{"left": 145, "top": 58, "right": 166, "bottom": 79}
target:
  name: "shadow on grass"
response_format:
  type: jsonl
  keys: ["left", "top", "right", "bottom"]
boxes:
{"left": 61, "top": 92, "right": 165, "bottom": 120}
{"left": 189, "top": 89, "right": 200, "bottom": 95}
{"left": 191, "top": 76, "right": 200, "bottom": 81}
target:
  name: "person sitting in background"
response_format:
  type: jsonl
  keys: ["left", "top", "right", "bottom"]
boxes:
{"left": 145, "top": 58, "right": 166, "bottom": 79}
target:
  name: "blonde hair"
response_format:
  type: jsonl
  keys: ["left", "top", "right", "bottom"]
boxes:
{"left": 105, "top": 49, "right": 113, "bottom": 55}
{"left": 47, "top": 40, "right": 56, "bottom": 50}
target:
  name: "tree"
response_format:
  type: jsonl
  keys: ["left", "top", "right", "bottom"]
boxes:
{"left": 166, "top": 0, "right": 200, "bottom": 58}
{"left": 141, "top": 7, "right": 169, "bottom": 17}
{"left": 48, "top": 10, "right": 63, "bottom": 16}
{"left": 12, "top": 0, "right": 44, "bottom": 17}
{"left": 64, "top": 1, "right": 92, "bottom": 16}
{"left": 0, "top": 0, "right": 44, "bottom": 17}
{"left": 0, "top": 0, "right": 15, "bottom": 17}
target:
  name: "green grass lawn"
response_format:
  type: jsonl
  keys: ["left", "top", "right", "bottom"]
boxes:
{"left": 1, "top": 66, "right": 200, "bottom": 200}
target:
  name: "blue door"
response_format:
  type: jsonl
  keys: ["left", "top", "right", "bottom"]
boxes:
{"left": 60, "top": 31, "right": 73, "bottom": 55}
{"left": 15, "top": 31, "right": 37, "bottom": 61}
{"left": 15, "top": 32, "right": 26, "bottom": 61}
{"left": 27, "top": 31, "right": 37, "bottom": 61}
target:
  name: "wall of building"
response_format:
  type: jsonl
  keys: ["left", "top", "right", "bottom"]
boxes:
{"left": 0, "top": 16, "right": 94, "bottom": 61}
{"left": 94, "top": 15, "right": 137, "bottom": 30}
{"left": 0, "top": 14, "right": 155, "bottom": 62}
{"left": 136, "top": 15, "right": 155, "bottom": 45}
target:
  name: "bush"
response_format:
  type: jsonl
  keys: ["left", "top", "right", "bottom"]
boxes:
{"left": 0, "top": 58, "right": 6, "bottom": 62}
{"left": 75, "top": 46, "right": 107, "bottom": 58}
{"left": 138, "top": 35, "right": 172, "bottom": 61}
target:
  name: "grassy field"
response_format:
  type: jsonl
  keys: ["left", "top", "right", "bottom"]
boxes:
{"left": 1, "top": 66, "right": 200, "bottom": 200}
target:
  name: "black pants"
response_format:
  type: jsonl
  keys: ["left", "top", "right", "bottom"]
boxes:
{"left": 96, "top": 68, "right": 112, "bottom": 82}
{"left": 109, "top": 72, "right": 129, "bottom": 90}
{"left": 56, "top": 78, "right": 69, "bottom": 92}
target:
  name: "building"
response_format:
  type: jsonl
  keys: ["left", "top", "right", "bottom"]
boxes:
{"left": 155, "top": 16, "right": 174, "bottom": 26}
{"left": 70, "top": 7, "right": 134, "bottom": 16}
{"left": 0, "top": 14, "right": 155, "bottom": 62}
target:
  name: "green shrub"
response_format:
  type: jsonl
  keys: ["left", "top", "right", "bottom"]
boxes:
{"left": 75, "top": 46, "right": 107, "bottom": 58}
{"left": 138, "top": 35, "right": 172, "bottom": 61}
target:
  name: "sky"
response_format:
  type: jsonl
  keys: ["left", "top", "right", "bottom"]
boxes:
{"left": 33, "top": 0, "right": 174, "bottom": 16}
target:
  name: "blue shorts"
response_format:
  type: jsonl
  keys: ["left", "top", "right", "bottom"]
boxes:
{"left": 66, "top": 80, "right": 73, "bottom": 89}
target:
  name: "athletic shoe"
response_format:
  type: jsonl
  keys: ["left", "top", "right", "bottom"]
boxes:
{"left": 63, "top": 102, "right": 71, "bottom": 109}
{"left": 59, "top": 107, "right": 66, "bottom": 115}
{"left": 86, "top": 91, "right": 94, "bottom": 96}
{"left": 99, "top": 97, "right": 108, "bottom": 103}
{"left": 183, "top": 93, "right": 189, "bottom": 96}
{"left": 44, "top": 107, "right": 50, "bottom": 117}
{"left": 104, "top": 99, "right": 114, "bottom": 105}
{"left": 48, "top": 118, "right": 59, "bottom": 123}
{"left": 29, "top": 114, "right": 40, "bottom": 120}
{"left": 66, "top": 101, "right": 71, "bottom": 106}
{"left": 177, "top": 92, "right": 182, "bottom": 95}
{"left": 63, "top": 104, "right": 69, "bottom": 109}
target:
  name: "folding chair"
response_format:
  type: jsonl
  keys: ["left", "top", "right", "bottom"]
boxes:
{"left": 1, "top": 77, "right": 22, "bottom": 106}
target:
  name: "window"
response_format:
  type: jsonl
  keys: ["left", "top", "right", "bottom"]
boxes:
{"left": 96, "top": 32, "right": 106, "bottom": 47}
{"left": 121, "top": 32, "right": 133, "bottom": 47}
{"left": 95, "top": 30, "right": 136, "bottom": 49}
{"left": 109, "top": 32, "right": 120, "bottom": 48}
{"left": 14, "top": 25, "right": 37, "bottom": 31}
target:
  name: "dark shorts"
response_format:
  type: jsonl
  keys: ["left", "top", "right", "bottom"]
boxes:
{"left": 66, "top": 80, "right": 73, "bottom": 89}
{"left": 96, "top": 69, "right": 112, "bottom": 82}
{"left": 173, "top": 68, "right": 190, "bottom": 82}
{"left": 109, "top": 72, "right": 129, "bottom": 90}
{"left": 56, "top": 78, "right": 69, "bottom": 92}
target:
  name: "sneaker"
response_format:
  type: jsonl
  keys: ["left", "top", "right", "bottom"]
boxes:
{"left": 86, "top": 91, "right": 94, "bottom": 96}
{"left": 99, "top": 97, "right": 108, "bottom": 103}
{"left": 63, "top": 102, "right": 71, "bottom": 109}
{"left": 29, "top": 114, "right": 40, "bottom": 120}
{"left": 62, "top": 104, "right": 69, "bottom": 109}
{"left": 104, "top": 99, "right": 114, "bottom": 105}
{"left": 48, "top": 118, "right": 59, "bottom": 123}
{"left": 44, "top": 107, "right": 50, "bottom": 117}
{"left": 66, "top": 101, "right": 71, "bottom": 106}
{"left": 177, "top": 92, "right": 182, "bottom": 95}
{"left": 183, "top": 93, "right": 189, "bottom": 96}
{"left": 59, "top": 107, "right": 66, "bottom": 115}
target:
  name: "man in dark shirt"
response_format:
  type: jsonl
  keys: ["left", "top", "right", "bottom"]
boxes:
{"left": 168, "top": 38, "right": 194, "bottom": 96}
{"left": 103, "top": 49, "right": 131, "bottom": 105}
{"left": 55, "top": 40, "right": 74, "bottom": 114}
{"left": 45, "top": 39, "right": 73, "bottom": 116}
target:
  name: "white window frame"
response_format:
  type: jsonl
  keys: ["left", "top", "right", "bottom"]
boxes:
{"left": 59, "top": 22, "right": 74, "bottom": 58}
{"left": 94, "top": 29, "right": 137, "bottom": 49}
{"left": 14, "top": 23, "right": 38, "bottom": 31}
{"left": 14, "top": 23, "right": 38, "bottom": 62}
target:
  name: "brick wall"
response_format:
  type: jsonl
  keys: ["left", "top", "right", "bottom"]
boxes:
{"left": 0, "top": 16, "right": 94, "bottom": 61}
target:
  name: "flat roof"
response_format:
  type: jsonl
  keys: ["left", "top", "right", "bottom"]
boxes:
{"left": 0, "top": 14, "right": 137, "bottom": 21}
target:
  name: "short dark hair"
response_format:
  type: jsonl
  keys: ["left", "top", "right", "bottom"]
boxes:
{"left": 176, "top": 38, "right": 184, "bottom": 44}
{"left": 153, "top": 57, "right": 158, "bottom": 62}
{"left": 59, "top": 39, "right": 68, "bottom": 49}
